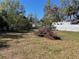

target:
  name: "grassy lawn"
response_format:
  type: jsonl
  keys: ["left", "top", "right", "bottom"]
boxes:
{"left": 0, "top": 31, "right": 79, "bottom": 59}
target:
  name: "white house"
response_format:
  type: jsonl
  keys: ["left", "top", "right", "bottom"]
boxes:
{"left": 52, "top": 21, "right": 79, "bottom": 32}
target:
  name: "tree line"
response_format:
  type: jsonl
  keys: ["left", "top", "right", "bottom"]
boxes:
{"left": 0, "top": 0, "right": 37, "bottom": 32}
{"left": 0, "top": 0, "right": 79, "bottom": 32}
{"left": 40, "top": 0, "right": 79, "bottom": 27}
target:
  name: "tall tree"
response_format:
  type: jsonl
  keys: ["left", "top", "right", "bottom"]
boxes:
{"left": 60, "top": 0, "right": 79, "bottom": 20}
{"left": 44, "top": 0, "right": 61, "bottom": 27}
{"left": 0, "top": 0, "right": 29, "bottom": 31}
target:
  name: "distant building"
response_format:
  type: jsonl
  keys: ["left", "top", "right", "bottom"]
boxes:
{"left": 52, "top": 21, "right": 79, "bottom": 32}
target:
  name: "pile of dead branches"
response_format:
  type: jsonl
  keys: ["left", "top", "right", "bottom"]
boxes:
{"left": 35, "top": 27, "right": 61, "bottom": 40}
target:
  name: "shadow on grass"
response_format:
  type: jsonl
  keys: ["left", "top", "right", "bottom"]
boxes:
{"left": 0, "top": 40, "right": 9, "bottom": 49}
{"left": 9, "top": 29, "right": 33, "bottom": 33}
{"left": 0, "top": 29, "right": 33, "bottom": 39}
{"left": 0, "top": 29, "right": 33, "bottom": 49}
{"left": 0, "top": 34, "right": 23, "bottom": 39}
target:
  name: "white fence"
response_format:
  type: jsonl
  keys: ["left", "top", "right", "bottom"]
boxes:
{"left": 53, "top": 22, "right": 79, "bottom": 32}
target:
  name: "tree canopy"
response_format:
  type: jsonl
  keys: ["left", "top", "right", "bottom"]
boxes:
{"left": 0, "top": 0, "right": 31, "bottom": 32}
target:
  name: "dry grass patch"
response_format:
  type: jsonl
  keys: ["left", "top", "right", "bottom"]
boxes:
{"left": 0, "top": 31, "right": 79, "bottom": 59}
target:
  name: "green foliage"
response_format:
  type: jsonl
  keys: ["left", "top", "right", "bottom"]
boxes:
{"left": 0, "top": 0, "right": 31, "bottom": 32}
{"left": 60, "top": 0, "right": 79, "bottom": 20}
{"left": 43, "top": 0, "right": 61, "bottom": 27}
